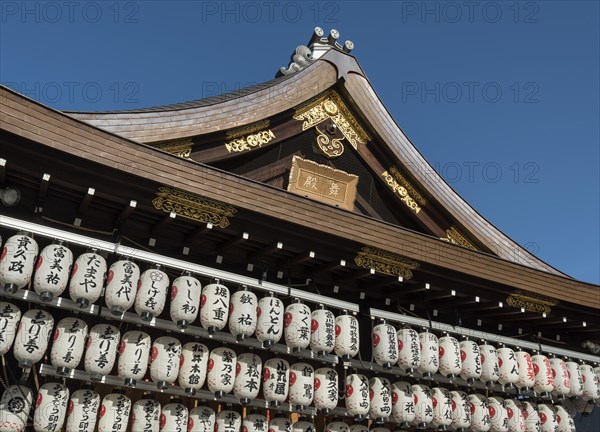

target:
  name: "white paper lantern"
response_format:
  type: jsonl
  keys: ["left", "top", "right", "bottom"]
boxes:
{"left": 33, "top": 382, "right": 69, "bottom": 432}
{"left": 515, "top": 350, "right": 535, "bottom": 390}
{"left": 65, "top": 388, "right": 100, "bottom": 432}
{"left": 33, "top": 242, "right": 73, "bottom": 301}
{"left": 397, "top": 327, "right": 420, "bottom": 374}
{"left": 372, "top": 321, "right": 398, "bottom": 369}
{"left": 432, "top": 387, "right": 453, "bottom": 429}
{"left": 243, "top": 413, "right": 268, "bottom": 432}
{"left": 0, "top": 233, "right": 38, "bottom": 293}
{"left": 50, "top": 317, "right": 88, "bottom": 374}
{"left": 439, "top": 335, "right": 461, "bottom": 379}
{"left": 215, "top": 410, "right": 241, "bottom": 432}
{"left": 487, "top": 397, "right": 508, "bottom": 432}
{"left": 310, "top": 306, "right": 335, "bottom": 354}
{"left": 13, "top": 308, "right": 54, "bottom": 368}
{"left": 84, "top": 323, "right": 120, "bottom": 379}
{"left": 497, "top": 347, "right": 519, "bottom": 387}
{"left": 450, "top": 390, "right": 471, "bottom": 430}
{"left": 150, "top": 336, "right": 181, "bottom": 390}
{"left": 255, "top": 292, "right": 284, "bottom": 347}
{"left": 345, "top": 373, "right": 370, "bottom": 420}
{"left": 334, "top": 313, "right": 360, "bottom": 360}
{"left": 117, "top": 330, "right": 151, "bottom": 387}
{"left": 554, "top": 404, "right": 575, "bottom": 432}
{"left": 233, "top": 352, "right": 262, "bottom": 404}
{"left": 412, "top": 384, "right": 433, "bottom": 427}
{"left": 134, "top": 265, "right": 169, "bottom": 321}
{"left": 283, "top": 300, "right": 311, "bottom": 352}
{"left": 418, "top": 331, "right": 439, "bottom": 378}
{"left": 531, "top": 354, "right": 554, "bottom": 394}
{"left": 520, "top": 401, "right": 540, "bottom": 432}
{"left": 566, "top": 361, "right": 584, "bottom": 397}
{"left": 169, "top": 273, "right": 201, "bottom": 328}
{"left": 580, "top": 363, "right": 600, "bottom": 400}
{"left": 325, "top": 421, "right": 350, "bottom": 432}
{"left": 467, "top": 394, "right": 490, "bottom": 432}
{"left": 104, "top": 259, "right": 140, "bottom": 315}
{"left": 207, "top": 346, "right": 237, "bottom": 397}
{"left": 459, "top": 339, "right": 481, "bottom": 383}
{"left": 68, "top": 250, "right": 107, "bottom": 308}
{"left": 537, "top": 404, "right": 557, "bottom": 432}
{"left": 391, "top": 381, "right": 415, "bottom": 426}
{"left": 228, "top": 286, "right": 257, "bottom": 340}
{"left": 369, "top": 377, "right": 392, "bottom": 422}
{"left": 0, "top": 385, "right": 33, "bottom": 432}
{"left": 504, "top": 399, "right": 525, "bottom": 432}
{"left": 97, "top": 391, "right": 131, "bottom": 432}
{"left": 289, "top": 362, "right": 314, "bottom": 409}
{"left": 549, "top": 357, "right": 571, "bottom": 397}
{"left": 0, "top": 301, "right": 21, "bottom": 355}
{"left": 262, "top": 357, "right": 289, "bottom": 406}
{"left": 160, "top": 402, "right": 188, "bottom": 432}
{"left": 314, "top": 367, "right": 338, "bottom": 414}
{"left": 292, "top": 420, "right": 316, "bottom": 432}
{"left": 131, "top": 398, "right": 160, "bottom": 432}
{"left": 200, "top": 281, "right": 230, "bottom": 333}
{"left": 479, "top": 343, "right": 500, "bottom": 384}
{"left": 178, "top": 342, "right": 209, "bottom": 395}
{"left": 188, "top": 406, "right": 215, "bottom": 432}
{"left": 269, "top": 416, "right": 292, "bottom": 432}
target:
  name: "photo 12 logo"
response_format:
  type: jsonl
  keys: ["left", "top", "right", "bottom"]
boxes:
{"left": 2, "top": 81, "right": 140, "bottom": 105}
{"left": 199, "top": 1, "right": 340, "bottom": 24}
{"left": 1, "top": 1, "right": 140, "bottom": 24}
{"left": 400, "top": 1, "right": 540, "bottom": 24}
{"left": 400, "top": 82, "right": 540, "bottom": 104}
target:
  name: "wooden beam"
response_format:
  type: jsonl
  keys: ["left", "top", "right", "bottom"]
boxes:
{"left": 0, "top": 158, "right": 6, "bottom": 185}
{"left": 150, "top": 211, "right": 176, "bottom": 236}
{"left": 249, "top": 241, "right": 284, "bottom": 263}
{"left": 217, "top": 232, "right": 249, "bottom": 255}
{"left": 117, "top": 200, "right": 137, "bottom": 224}
{"left": 185, "top": 223, "right": 214, "bottom": 246}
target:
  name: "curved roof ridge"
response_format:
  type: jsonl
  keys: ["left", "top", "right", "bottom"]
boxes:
{"left": 64, "top": 74, "right": 294, "bottom": 115}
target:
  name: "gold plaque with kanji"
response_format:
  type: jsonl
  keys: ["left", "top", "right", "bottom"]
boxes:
{"left": 287, "top": 156, "right": 358, "bottom": 210}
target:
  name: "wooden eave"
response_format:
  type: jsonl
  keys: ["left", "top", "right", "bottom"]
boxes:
{"left": 1, "top": 85, "right": 598, "bottom": 311}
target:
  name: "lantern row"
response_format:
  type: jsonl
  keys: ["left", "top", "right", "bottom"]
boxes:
{"left": 367, "top": 321, "right": 600, "bottom": 400}
{"left": 0, "top": 233, "right": 360, "bottom": 358}
{"left": 0, "top": 218, "right": 359, "bottom": 312}
{"left": 1, "top": 222, "right": 598, "bottom": 366}
{"left": 2, "top": 305, "right": 600, "bottom": 426}
{"left": 370, "top": 308, "right": 600, "bottom": 364}
{"left": 4, "top": 369, "right": 597, "bottom": 432}
{"left": 1, "top": 382, "right": 322, "bottom": 432}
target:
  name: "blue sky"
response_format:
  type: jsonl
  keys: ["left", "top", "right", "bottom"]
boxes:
{"left": 1, "top": 1, "right": 598, "bottom": 284}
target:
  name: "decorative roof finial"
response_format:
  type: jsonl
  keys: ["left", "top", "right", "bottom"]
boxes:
{"left": 277, "top": 27, "right": 354, "bottom": 77}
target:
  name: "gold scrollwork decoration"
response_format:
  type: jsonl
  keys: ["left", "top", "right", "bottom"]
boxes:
{"left": 152, "top": 139, "right": 193, "bottom": 159}
{"left": 506, "top": 289, "right": 559, "bottom": 314}
{"left": 315, "top": 125, "right": 345, "bottom": 158}
{"left": 388, "top": 167, "right": 426, "bottom": 206}
{"left": 225, "top": 129, "right": 276, "bottom": 153}
{"left": 152, "top": 187, "right": 237, "bottom": 228}
{"left": 354, "top": 246, "right": 420, "bottom": 280}
{"left": 226, "top": 120, "right": 270, "bottom": 140}
{"left": 381, "top": 170, "right": 422, "bottom": 214}
{"left": 293, "top": 91, "right": 370, "bottom": 151}
{"left": 441, "top": 226, "right": 478, "bottom": 250}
